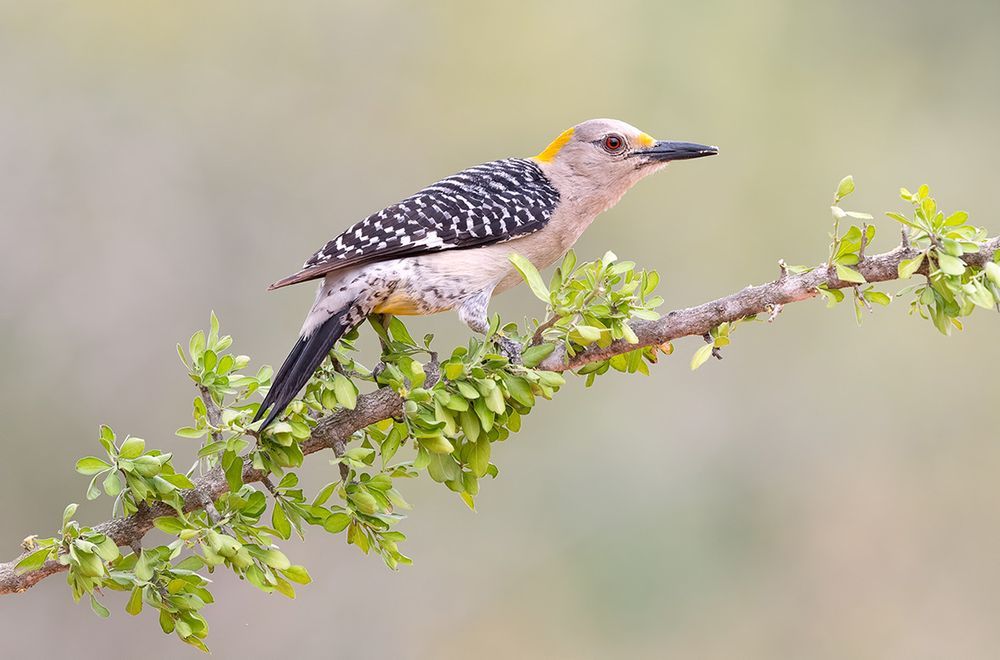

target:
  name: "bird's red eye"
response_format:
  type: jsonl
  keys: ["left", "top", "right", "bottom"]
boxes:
{"left": 603, "top": 134, "right": 625, "bottom": 153}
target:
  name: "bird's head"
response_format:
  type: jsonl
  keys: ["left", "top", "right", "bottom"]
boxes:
{"left": 531, "top": 118, "right": 717, "bottom": 212}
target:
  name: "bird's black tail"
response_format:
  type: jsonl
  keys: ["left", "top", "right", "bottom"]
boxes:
{"left": 253, "top": 309, "right": 352, "bottom": 431}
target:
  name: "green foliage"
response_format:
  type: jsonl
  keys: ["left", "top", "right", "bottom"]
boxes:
{"left": 19, "top": 182, "right": 998, "bottom": 650}
{"left": 888, "top": 185, "right": 998, "bottom": 334}
{"left": 511, "top": 249, "right": 667, "bottom": 384}
{"left": 76, "top": 426, "right": 195, "bottom": 516}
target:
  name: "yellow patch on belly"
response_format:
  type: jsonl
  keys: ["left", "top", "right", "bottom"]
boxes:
{"left": 373, "top": 295, "right": 424, "bottom": 315}
{"left": 373, "top": 290, "right": 451, "bottom": 316}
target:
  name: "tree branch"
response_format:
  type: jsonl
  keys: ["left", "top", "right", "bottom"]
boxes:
{"left": 541, "top": 237, "right": 1000, "bottom": 371}
{"left": 3, "top": 236, "right": 997, "bottom": 595}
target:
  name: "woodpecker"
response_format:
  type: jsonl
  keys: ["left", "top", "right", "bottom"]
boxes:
{"left": 254, "top": 118, "right": 717, "bottom": 429}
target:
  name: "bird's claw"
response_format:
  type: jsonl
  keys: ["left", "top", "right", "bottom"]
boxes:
{"left": 493, "top": 335, "right": 522, "bottom": 364}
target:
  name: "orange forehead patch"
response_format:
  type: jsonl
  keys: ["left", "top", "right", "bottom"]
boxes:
{"left": 533, "top": 127, "right": 575, "bottom": 163}
{"left": 635, "top": 132, "right": 656, "bottom": 148}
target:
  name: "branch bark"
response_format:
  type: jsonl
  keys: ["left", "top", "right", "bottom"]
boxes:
{"left": 3, "top": 236, "right": 997, "bottom": 595}
{"left": 541, "top": 237, "right": 1000, "bottom": 371}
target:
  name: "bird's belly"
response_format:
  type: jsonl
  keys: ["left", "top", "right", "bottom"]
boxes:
{"left": 373, "top": 289, "right": 452, "bottom": 316}
{"left": 366, "top": 210, "right": 591, "bottom": 315}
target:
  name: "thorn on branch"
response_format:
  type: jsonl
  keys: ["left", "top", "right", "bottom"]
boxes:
{"left": 901, "top": 226, "right": 911, "bottom": 250}
{"left": 332, "top": 439, "right": 349, "bottom": 481}
{"left": 855, "top": 286, "right": 873, "bottom": 313}
{"left": 196, "top": 489, "right": 227, "bottom": 528}
{"left": 778, "top": 259, "right": 789, "bottom": 280}
{"left": 859, "top": 223, "right": 869, "bottom": 261}
{"left": 767, "top": 304, "right": 784, "bottom": 323}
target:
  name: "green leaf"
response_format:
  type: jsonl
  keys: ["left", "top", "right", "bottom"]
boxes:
{"left": 418, "top": 435, "right": 454, "bottom": 454}
{"left": 259, "top": 549, "right": 291, "bottom": 570}
{"left": 188, "top": 330, "right": 206, "bottom": 361}
{"left": 573, "top": 325, "right": 603, "bottom": 344}
{"left": 154, "top": 516, "right": 186, "bottom": 535}
{"left": 333, "top": 373, "right": 358, "bottom": 410}
{"left": 272, "top": 503, "right": 292, "bottom": 540}
{"left": 508, "top": 253, "right": 550, "bottom": 302}
{"left": 176, "top": 427, "right": 208, "bottom": 439}
{"left": 209, "top": 311, "right": 221, "bottom": 347}
{"left": 118, "top": 437, "right": 145, "bottom": 460}
{"left": 388, "top": 316, "right": 416, "bottom": 345}
{"left": 886, "top": 212, "right": 922, "bottom": 231}
{"left": 863, "top": 291, "right": 891, "bottom": 306}
{"left": 313, "top": 482, "right": 338, "bottom": 507}
{"left": 86, "top": 474, "right": 102, "bottom": 500}
{"left": 90, "top": 595, "right": 110, "bottom": 619}
{"left": 898, "top": 254, "right": 925, "bottom": 279}
{"left": 944, "top": 211, "right": 969, "bottom": 226}
{"left": 98, "top": 425, "right": 116, "bottom": 455}
{"left": 502, "top": 374, "right": 534, "bottom": 408}
{"left": 15, "top": 547, "right": 53, "bottom": 573}
{"left": 835, "top": 263, "right": 866, "bottom": 284}
{"left": 521, "top": 343, "right": 555, "bottom": 368}
{"left": 75, "top": 457, "right": 111, "bottom": 476}
{"left": 125, "top": 586, "right": 144, "bottom": 616}
{"left": 470, "top": 437, "right": 491, "bottom": 478}
{"left": 985, "top": 262, "right": 1000, "bottom": 287}
{"left": 690, "top": 344, "right": 714, "bottom": 371}
{"left": 459, "top": 409, "right": 480, "bottom": 443}
{"left": 103, "top": 471, "right": 123, "bottom": 497}
{"left": 835, "top": 175, "right": 855, "bottom": 201}
{"left": 323, "top": 512, "right": 351, "bottom": 534}
{"left": 380, "top": 424, "right": 404, "bottom": 464}
{"left": 222, "top": 450, "right": 243, "bottom": 494}
{"left": 282, "top": 565, "right": 312, "bottom": 585}
{"left": 936, "top": 252, "right": 966, "bottom": 276}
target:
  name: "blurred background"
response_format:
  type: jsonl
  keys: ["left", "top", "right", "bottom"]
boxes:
{"left": 2, "top": 1, "right": 1000, "bottom": 658}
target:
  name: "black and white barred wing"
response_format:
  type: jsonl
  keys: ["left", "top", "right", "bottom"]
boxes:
{"left": 268, "top": 158, "right": 560, "bottom": 290}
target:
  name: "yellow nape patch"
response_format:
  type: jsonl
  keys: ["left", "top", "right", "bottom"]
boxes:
{"left": 533, "top": 127, "right": 575, "bottom": 163}
{"left": 636, "top": 132, "right": 656, "bottom": 148}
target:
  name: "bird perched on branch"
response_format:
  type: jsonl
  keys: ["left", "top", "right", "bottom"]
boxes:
{"left": 254, "top": 118, "right": 717, "bottom": 429}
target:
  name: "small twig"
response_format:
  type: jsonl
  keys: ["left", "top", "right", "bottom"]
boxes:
{"left": 767, "top": 304, "right": 783, "bottom": 322}
{"left": 855, "top": 285, "right": 873, "bottom": 312}
{"left": 859, "top": 223, "right": 869, "bottom": 261}
{"left": 530, "top": 315, "right": 561, "bottom": 345}
{"left": 261, "top": 476, "right": 277, "bottom": 496}
{"left": 901, "top": 227, "right": 911, "bottom": 250}
{"left": 777, "top": 259, "right": 789, "bottom": 280}
{"left": 198, "top": 386, "right": 223, "bottom": 439}
{"left": 332, "top": 439, "right": 349, "bottom": 481}
{"left": 703, "top": 333, "right": 723, "bottom": 360}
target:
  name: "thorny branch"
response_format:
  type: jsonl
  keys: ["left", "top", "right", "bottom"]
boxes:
{"left": 2, "top": 235, "right": 998, "bottom": 595}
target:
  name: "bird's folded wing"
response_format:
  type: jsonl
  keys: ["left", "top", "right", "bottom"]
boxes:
{"left": 268, "top": 158, "right": 560, "bottom": 290}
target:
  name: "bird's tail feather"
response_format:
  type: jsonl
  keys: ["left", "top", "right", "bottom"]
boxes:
{"left": 253, "top": 309, "right": 353, "bottom": 430}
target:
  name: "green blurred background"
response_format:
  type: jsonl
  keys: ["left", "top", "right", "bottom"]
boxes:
{"left": 2, "top": 1, "right": 1000, "bottom": 658}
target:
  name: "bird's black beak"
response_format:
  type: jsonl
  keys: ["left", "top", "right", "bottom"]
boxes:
{"left": 635, "top": 140, "right": 719, "bottom": 162}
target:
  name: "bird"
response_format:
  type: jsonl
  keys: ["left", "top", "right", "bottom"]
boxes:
{"left": 253, "top": 118, "right": 717, "bottom": 430}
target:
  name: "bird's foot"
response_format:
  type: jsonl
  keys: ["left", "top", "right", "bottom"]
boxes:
{"left": 492, "top": 335, "right": 523, "bottom": 365}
